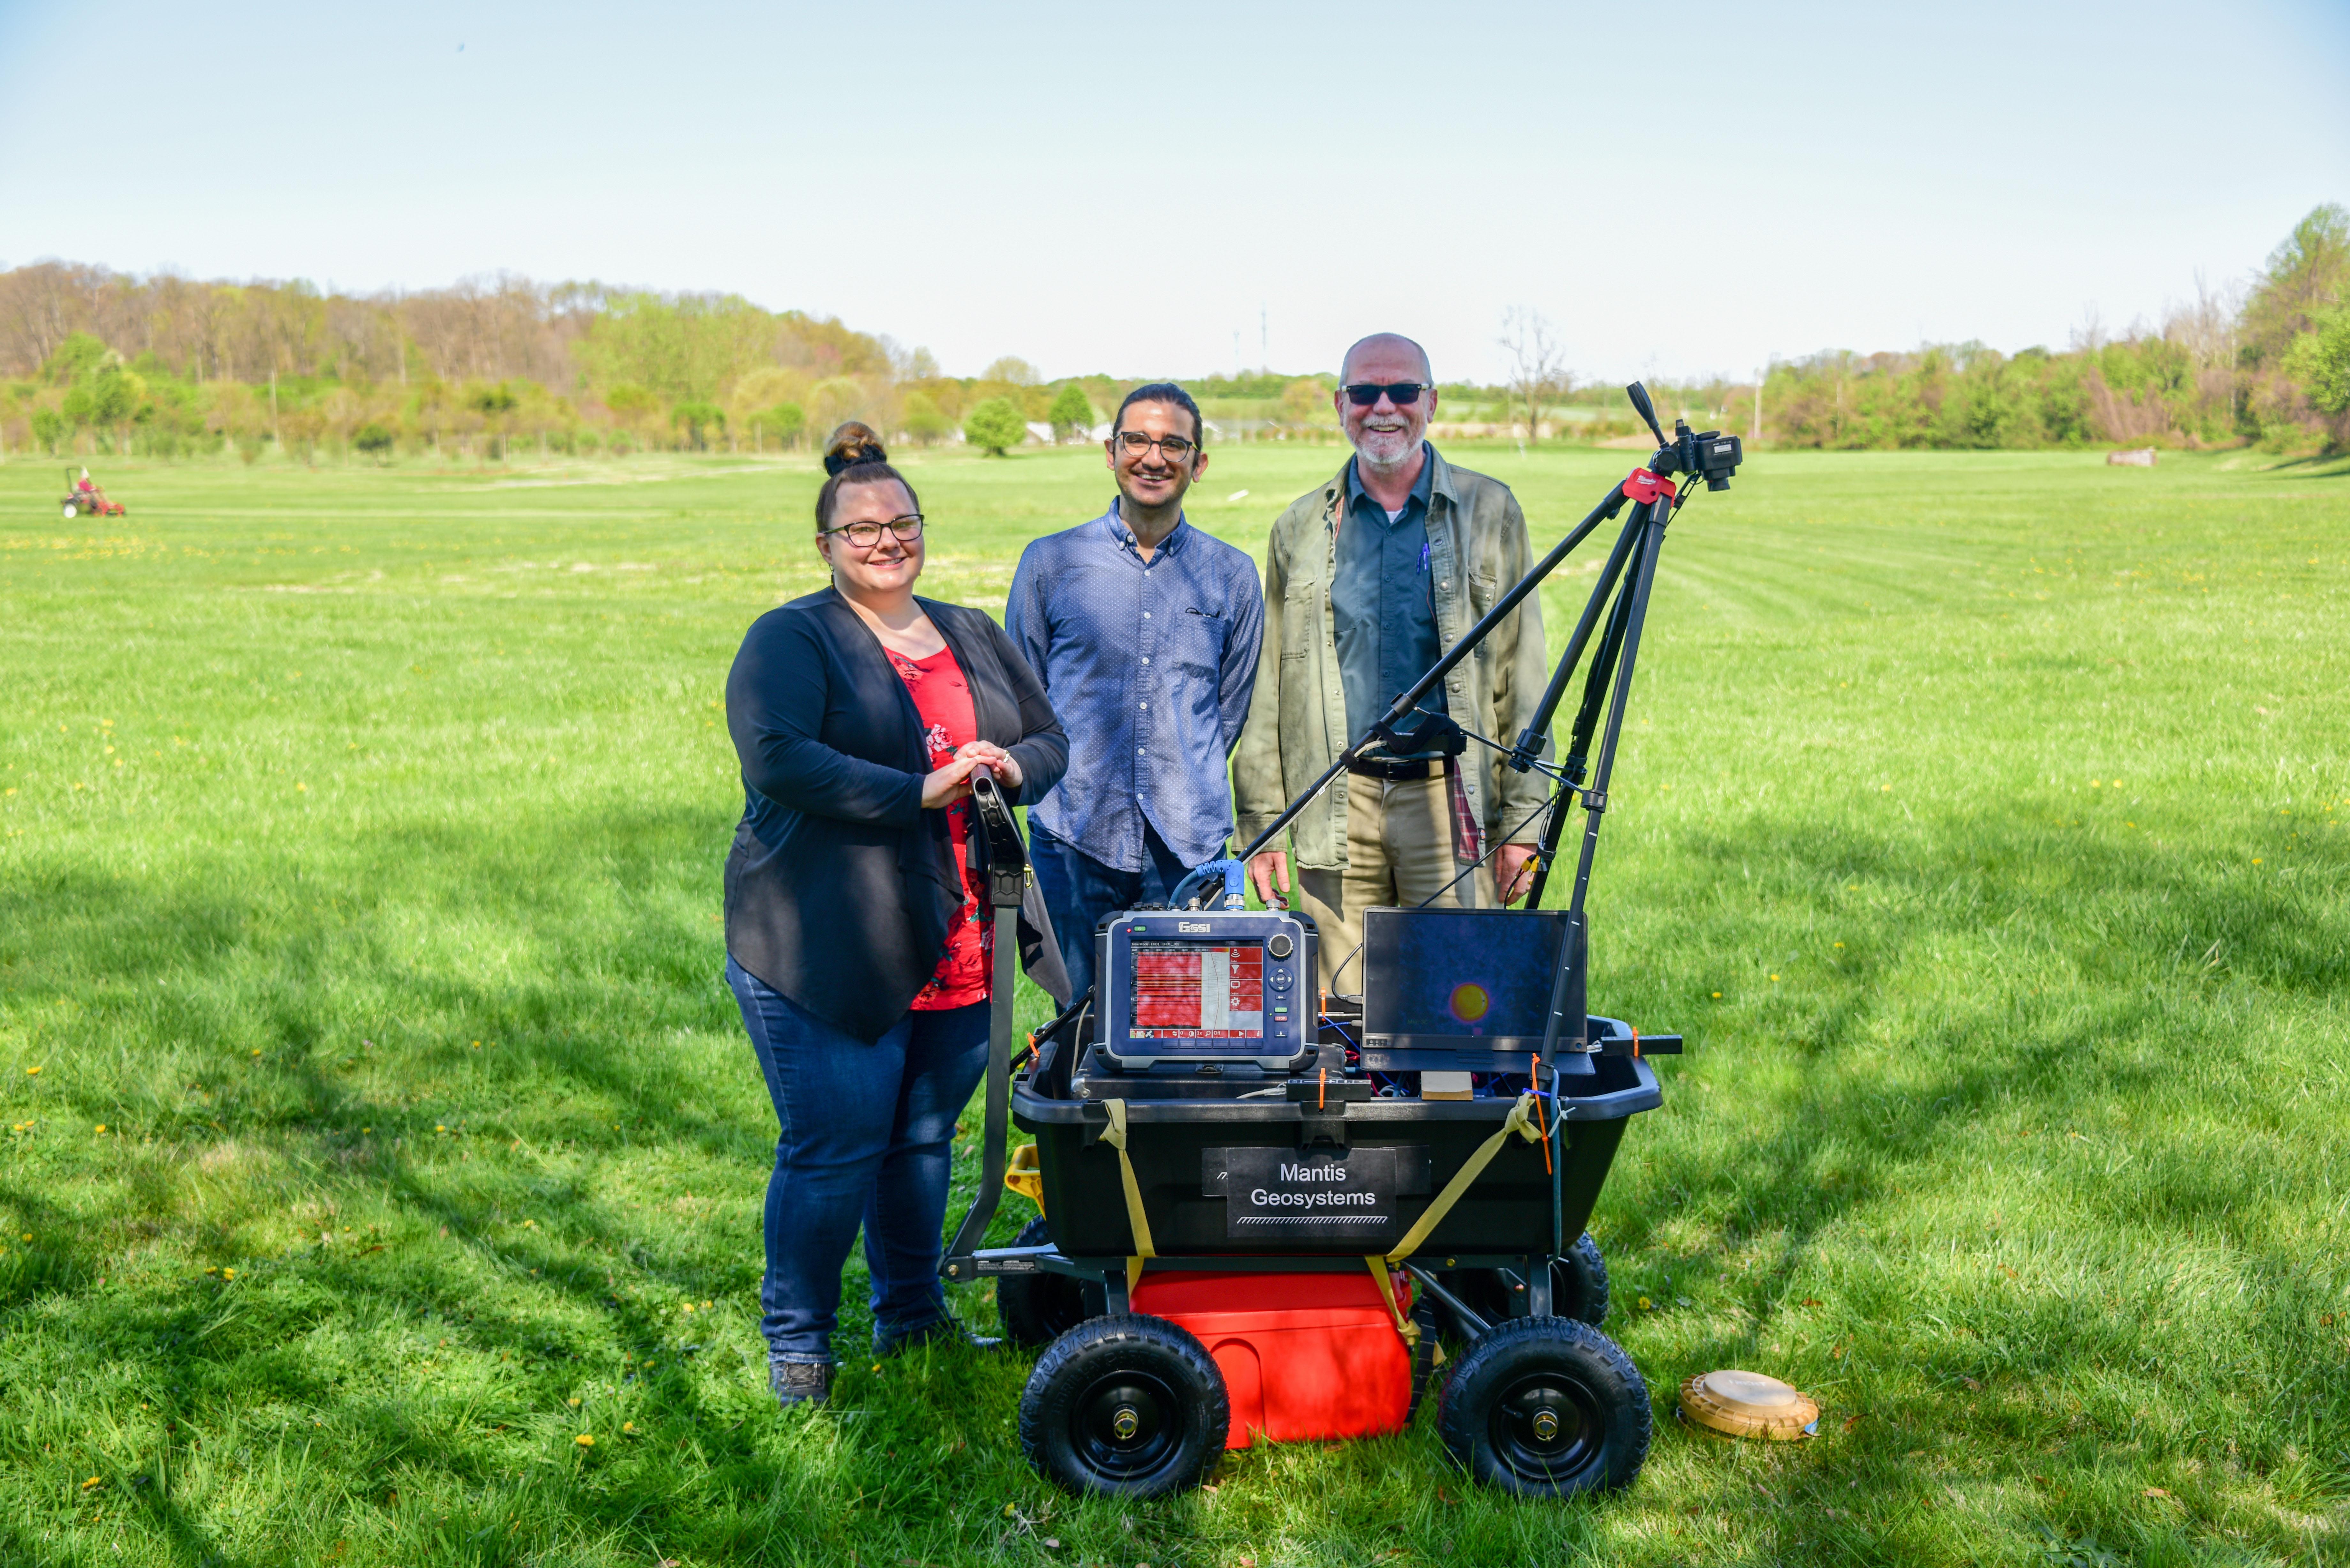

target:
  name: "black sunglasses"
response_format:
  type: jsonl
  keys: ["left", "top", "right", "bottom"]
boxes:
{"left": 1342, "top": 381, "right": 1431, "bottom": 407}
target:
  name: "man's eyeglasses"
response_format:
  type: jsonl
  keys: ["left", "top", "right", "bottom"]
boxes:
{"left": 822, "top": 514, "right": 925, "bottom": 549}
{"left": 1113, "top": 430, "right": 1198, "bottom": 461}
{"left": 1343, "top": 381, "right": 1431, "bottom": 408}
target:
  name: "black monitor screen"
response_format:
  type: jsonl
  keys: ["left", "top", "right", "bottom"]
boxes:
{"left": 1361, "top": 908, "right": 1569, "bottom": 1049}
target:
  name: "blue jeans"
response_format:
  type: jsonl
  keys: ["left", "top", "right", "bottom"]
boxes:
{"left": 1029, "top": 820, "right": 1193, "bottom": 1002}
{"left": 725, "top": 956, "right": 990, "bottom": 1363}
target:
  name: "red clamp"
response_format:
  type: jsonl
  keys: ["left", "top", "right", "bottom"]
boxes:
{"left": 1622, "top": 468, "right": 1677, "bottom": 505}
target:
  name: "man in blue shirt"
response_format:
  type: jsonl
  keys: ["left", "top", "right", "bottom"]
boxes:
{"left": 1007, "top": 383, "right": 1266, "bottom": 999}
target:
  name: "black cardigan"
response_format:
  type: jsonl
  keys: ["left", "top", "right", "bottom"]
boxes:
{"left": 724, "top": 588, "right": 1070, "bottom": 1040}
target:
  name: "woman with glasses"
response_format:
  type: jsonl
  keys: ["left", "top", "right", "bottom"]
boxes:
{"left": 723, "top": 421, "right": 1067, "bottom": 1409}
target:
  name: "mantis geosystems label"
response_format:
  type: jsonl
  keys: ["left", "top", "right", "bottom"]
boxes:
{"left": 1203, "top": 1145, "right": 1431, "bottom": 1244}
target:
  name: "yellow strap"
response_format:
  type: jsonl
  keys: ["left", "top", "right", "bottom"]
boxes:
{"left": 1365, "top": 1257, "right": 1421, "bottom": 1353}
{"left": 1382, "top": 1092, "right": 1545, "bottom": 1270}
{"left": 1003, "top": 1143, "right": 1045, "bottom": 1215}
{"left": 1101, "top": 1099, "right": 1156, "bottom": 1296}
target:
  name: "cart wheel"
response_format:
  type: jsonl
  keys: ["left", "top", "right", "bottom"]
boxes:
{"left": 1554, "top": 1231, "right": 1611, "bottom": 1325}
{"left": 996, "top": 1215, "right": 1089, "bottom": 1348}
{"left": 1434, "top": 1233, "right": 1611, "bottom": 1335}
{"left": 63, "top": 503, "right": 77, "bottom": 518}
{"left": 1437, "top": 1316, "right": 1650, "bottom": 1497}
{"left": 1018, "top": 1314, "right": 1228, "bottom": 1499}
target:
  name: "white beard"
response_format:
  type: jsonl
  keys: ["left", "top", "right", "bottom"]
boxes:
{"left": 1353, "top": 423, "right": 1418, "bottom": 467}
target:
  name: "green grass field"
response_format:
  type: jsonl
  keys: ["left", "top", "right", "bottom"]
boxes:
{"left": 2, "top": 440, "right": 2347, "bottom": 1567}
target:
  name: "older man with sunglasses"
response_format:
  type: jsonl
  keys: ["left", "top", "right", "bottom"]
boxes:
{"left": 1234, "top": 334, "right": 1551, "bottom": 991}
{"left": 1007, "top": 382, "right": 1265, "bottom": 1001}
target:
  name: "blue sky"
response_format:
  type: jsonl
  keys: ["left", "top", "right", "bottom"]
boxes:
{"left": 2, "top": 0, "right": 2345, "bottom": 384}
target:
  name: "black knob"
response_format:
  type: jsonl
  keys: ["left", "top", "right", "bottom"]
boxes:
{"left": 1266, "top": 932, "right": 1293, "bottom": 960}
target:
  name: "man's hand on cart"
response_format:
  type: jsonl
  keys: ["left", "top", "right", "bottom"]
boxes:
{"left": 1247, "top": 849, "right": 1290, "bottom": 908}
{"left": 1495, "top": 842, "right": 1538, "bottom": 906}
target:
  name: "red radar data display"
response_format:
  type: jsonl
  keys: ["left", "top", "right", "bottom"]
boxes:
{"left": 1129, "top": 943, "right": 1265, "bottom": 1039}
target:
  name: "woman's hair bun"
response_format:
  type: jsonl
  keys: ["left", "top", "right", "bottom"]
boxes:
{"left": 822, "top": 421, "right": 888, "bottom": 476}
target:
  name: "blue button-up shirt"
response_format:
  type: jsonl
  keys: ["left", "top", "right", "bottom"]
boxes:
{"left": 1333, "top": 445, "right": 1447, "bottom": 750}
{"left": 1006, "top": 504, "right": 1265, "bottom": 871}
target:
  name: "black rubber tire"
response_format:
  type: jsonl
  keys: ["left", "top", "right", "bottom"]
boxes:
{"left": 1433, "top": 1233, "right": 1610, "bottom": 1336}
{"left": 1019, "top": 1315, "right": 1229, "bottom": 1499}
{"left": 995, "top": 1216, "right": 1090, "bottom": 1348}
{"left": 1437, "top": 1316, "right": 1651, "bottom": 1498}
{"left": 1553, "top": 1231, "right": 1611, "bottom": 1326}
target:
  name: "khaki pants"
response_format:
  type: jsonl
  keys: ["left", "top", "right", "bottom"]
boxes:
{"left": 1297, "top": 768, "right": 1493, "bottom": 994}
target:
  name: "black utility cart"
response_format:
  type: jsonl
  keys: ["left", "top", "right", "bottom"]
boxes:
{"left": 944, "top": 386, "right": 1740, "bottom": 1501}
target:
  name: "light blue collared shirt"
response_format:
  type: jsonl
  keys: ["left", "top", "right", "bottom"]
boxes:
{"left": 1005, "top": 503, "right": 1265, "bottom": 871}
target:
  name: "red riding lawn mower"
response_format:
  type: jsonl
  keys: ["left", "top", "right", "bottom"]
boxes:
{"left": 60, "top": 468, "right": 126, "bottom": 518}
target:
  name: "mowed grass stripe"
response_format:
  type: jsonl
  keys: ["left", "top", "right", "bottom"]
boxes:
{"left": 0, "top": 444, "right": 2345, "bottom": 1565}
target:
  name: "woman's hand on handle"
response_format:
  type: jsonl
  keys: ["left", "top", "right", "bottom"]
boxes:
{"left": 920, "top": 753, "right": 986, "bottom": 809}
{"left": 953, "top": 739, "right": 1020, "bottom": 789}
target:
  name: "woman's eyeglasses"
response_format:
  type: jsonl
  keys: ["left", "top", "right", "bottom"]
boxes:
{"left": 1114, "top": 431, "right": 1198, "bottom": 461}
{"left": 823, "top": 514, "right": 925, "bottom": 548}
{"left": 1343, "top": 381, "right": 1430, "bottom": 408}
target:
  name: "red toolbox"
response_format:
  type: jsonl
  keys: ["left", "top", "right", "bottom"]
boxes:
{"left": 1130, "top": 1269, "right": 1414, "bottom": 1448}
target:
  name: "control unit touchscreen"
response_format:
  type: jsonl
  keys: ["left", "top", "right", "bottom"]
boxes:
{"left": 1129, "top": 943, "right": 1264, "bottom": 1039}
{"left": 1094, "top": 910, "right": 1314, "bottom": 1071}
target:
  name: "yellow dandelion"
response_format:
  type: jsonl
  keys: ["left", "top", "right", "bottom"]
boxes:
{"left": 296, "top": 782, "right": 307, "bottom": 792}
{"left": 1770, "top": 974, "right": 1781, "bottom": 982}
{"left": 623, "top": 1421, "right": 637, "bottom": 1433}
{"left": 81, "top": 1476, "right": 102, "bottom": 1490}
{"left": 94, "top": 1124, "right": 105, "bottom": 1134}
{"left": 574, "top": 1434, "right": 594, "bottom": 1447}
{"left": 1833, "top": 942, "right": 1844, "bottom": 949}
{"left": 1637, "top": 1296, "right": 1653, "bottom": 1310}
{"left": 25, "top": 1066, "right": 39, "bottom": 1075}
{"left": 567, "top": 1397, "right": 580, "bottom": 1407}
{"left": 222, "top": 1268, "right": 236, "bottom": 1280}
{"left": 701, "top": 1300, "right": 713, "bottom": 1310}
{"left": 1711, "top": 991, "right": 1722, "bottom": 998}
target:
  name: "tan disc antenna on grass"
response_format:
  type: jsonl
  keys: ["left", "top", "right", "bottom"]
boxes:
{"left": 1678, "top": 1369, "right": 1820, "bottom": 1440}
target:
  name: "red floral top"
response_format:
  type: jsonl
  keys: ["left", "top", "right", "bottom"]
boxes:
{"left": 889, "top": 644, "right": 990, "bottom": 1009}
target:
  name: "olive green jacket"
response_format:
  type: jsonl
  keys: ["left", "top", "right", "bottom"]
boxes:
{"left": 1232, "top": 448, "right": 1552, "bottom": 869}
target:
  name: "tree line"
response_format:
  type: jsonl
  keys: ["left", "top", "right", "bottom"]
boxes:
{"left": 1747, "top": 204, "right": 2349, "bottom": 453}
{"left": 1, "top": 202, "right": 2343, "bottom": 464}
{"left": 0, "top": 268, "right": 1152, "bottom": 463}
